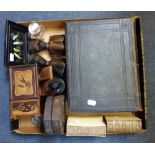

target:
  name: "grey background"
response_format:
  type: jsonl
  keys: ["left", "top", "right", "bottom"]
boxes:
{"left": 0, "top": 11, "right": 154, "bottom": 143}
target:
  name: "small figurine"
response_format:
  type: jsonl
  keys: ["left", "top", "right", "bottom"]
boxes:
{"left": 51, "top": 61, "right": 65, "bottom": 78}
{"left": 32, "top": 115, "right": 44, "bottom": 128}
{"left": 48, "top": 35, "right": 65, "bottom": 51}
{"left": 11, "top": 32, "right": 24, "bottom": 62}
{"left": 29, "top": 39, "right": 48, "bottom": 54}
{"left": 29, "top": 54, "right": 48, "bottom": 66}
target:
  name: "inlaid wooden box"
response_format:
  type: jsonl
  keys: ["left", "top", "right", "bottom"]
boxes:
{"left": 10, "top": 99, "right": 40, "bottom": 116}
{"left": 9, "top": 64, "right": 40, "bottom": 131}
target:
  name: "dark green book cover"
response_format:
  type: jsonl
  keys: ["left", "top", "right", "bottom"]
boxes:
{"left": 65, "top": 17, "right": 142, "bottom": 112}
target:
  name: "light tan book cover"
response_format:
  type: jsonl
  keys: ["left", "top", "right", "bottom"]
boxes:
{"left": 67, "top": 116, "right": 106, "bottom": 137}
{"left": 105, "top": 116, "right": 142, "bottom": 134}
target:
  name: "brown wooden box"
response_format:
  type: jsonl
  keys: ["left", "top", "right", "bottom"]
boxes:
{"left": 9, "top": 64, "right": 39, "bottom": 101}
{"left": 9, "top": 64, "right": 41, "bottom": 133}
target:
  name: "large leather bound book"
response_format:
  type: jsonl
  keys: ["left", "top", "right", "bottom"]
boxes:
{"left": 105, "top": 116, "right": 142, "bottom": 133}
{"left": 66, "top": 116, "right": 106, "bottom": 136}
{"left": 66, "top": 17, "right": 142, "bottom": 112}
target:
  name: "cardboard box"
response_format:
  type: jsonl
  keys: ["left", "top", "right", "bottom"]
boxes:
{"left": 7, "top": 17, "right": 147, "bottom": 136}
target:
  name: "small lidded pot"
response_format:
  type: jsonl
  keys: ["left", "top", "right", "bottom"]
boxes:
{"left": 28, "top": 22, "right": 44, "bottom": 40}
{"left": 48, "top": 78, "right": 65, "bottom": 95}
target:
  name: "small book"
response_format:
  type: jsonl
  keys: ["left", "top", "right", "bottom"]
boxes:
{"left": 105, "top": 116, "right": 142, "bottom": 133}
{"left": 66, "top": 116, "right": 106, "bottom": 137}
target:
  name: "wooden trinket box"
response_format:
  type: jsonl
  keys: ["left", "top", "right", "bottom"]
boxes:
{"left": 9, "top": 64, "right": 39, "bottom": 100}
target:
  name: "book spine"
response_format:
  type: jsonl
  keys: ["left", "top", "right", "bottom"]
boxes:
{"left": 140, "top": 22, "right": 148, "bottom": 130}
{"left": 107, "top": 120, "right": 142, "bottom": 133}
{"left": 67, "top": 126, "right": 106, "bottom": 136}
{"left": 65, "top": 22, "right": 71, "bottom": 113}
{"left": 131, "top": 17, "right": 142, "bottom": 111}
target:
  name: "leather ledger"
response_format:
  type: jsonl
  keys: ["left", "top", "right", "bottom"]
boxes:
{"left": 105, "top": 116, "right": 142, "bottom": 133}
{"left": 66, "top": 17, "right": 142, "bottom": 112}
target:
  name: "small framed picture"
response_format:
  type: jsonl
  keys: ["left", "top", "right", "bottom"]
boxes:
{"left": 5, "top": 20, "right": 28, "bottom": 65}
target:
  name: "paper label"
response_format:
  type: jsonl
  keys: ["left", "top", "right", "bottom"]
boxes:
{"left": 75, "top": 119, "right": 80, "bottom": 124}
{"left": 10, "top": 53, "right": 14, "bottom": 62}
{"left": 87, "top": 99, "right": 96, "bottom": 106}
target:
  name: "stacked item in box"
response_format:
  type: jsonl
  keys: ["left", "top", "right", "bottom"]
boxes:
{"left": 5, "top": 17, "right": 146, "bottom": 136}
{"left": 6, "top": 20, "right": 66, "bottom": 134}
